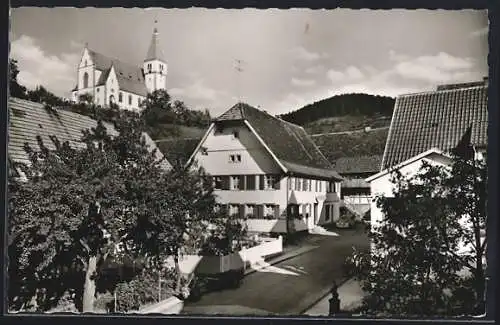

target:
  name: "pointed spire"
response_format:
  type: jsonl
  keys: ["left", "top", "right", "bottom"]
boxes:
{"left": 145, "top": 20, "right": 165, "bottom": 62}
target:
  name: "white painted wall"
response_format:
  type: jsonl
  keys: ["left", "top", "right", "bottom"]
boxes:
{"left": 144, "top": 59, "right": 167, "bottom": 93}
{"left": 192, "top": 123, "right": 341, "bottom": 233}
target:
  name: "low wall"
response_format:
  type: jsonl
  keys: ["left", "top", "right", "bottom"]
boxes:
{"left": 164, "top": 236, "right": 284, "bottom": 275}
{"left": 136, "top": 296, "right": 184, "bottom": 314}
{"left": 246, "top": 218, "right": 309, "bottom": 233}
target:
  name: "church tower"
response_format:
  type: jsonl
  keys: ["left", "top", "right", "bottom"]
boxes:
{"left": 144, "top": 21, "right": 167, "bottom": 93}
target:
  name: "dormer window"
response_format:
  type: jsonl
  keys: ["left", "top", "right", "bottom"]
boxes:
{"left": 232, "top": 131, "right": 239, "bottom": 139}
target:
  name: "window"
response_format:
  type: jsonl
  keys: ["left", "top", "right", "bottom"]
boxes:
{"left": 147, "top": 63, "right": 152, "bottom": 72}
{"left": 264, "top": 204, "right": 277, "bottom": 219}
{"left": 264, "top": 175, "right": 274, "bottom": 190}
{"left": 319, "top": 181, "right": 323, "bottom": 192}
{"left": 246, "top": 204, "right": 256, "bottom": 218}
{"left": 328, "top": 181, "right": 337, "bottom": 193}
{"left": 309, "top": 180, "right": 312, "bottom": 192}
{"left": 295, "top": 178, "right": 301, "bottom": 191}
{"left": 229, "top": 204, "right": 239, "bottom": 217}
{"left": 314, "top": 180, "right": 318, "bottom": 192}
{"left": 109, "top": 95, "right": 115, "bottom": 103}
{"left": 302, "top": 179, "right": 308, "bottom": 191}
{"left": 231, "top": 176, "right": 240, "bottom": 190}
{"left": 118, "top": 92, "right": 123, "bottom": 103}
{"left": 138, "top": 98, "right": 141, "bottom": 106}
{"left": 96, "top": 87, "right": 100, "bottom": 92}
{"left": 83, "top": 72, "right": 89, "bottom": 88}
{"left": 128, "top": 94, "right": 132, "bottom": 105}
{"left": 213, "top": 176, "right": 223, "bottom": 189}
{"left": 288, "top": 177, "right": 294, "bottom": 190}
{"left": 232, "top": 130, "right": 239, "bottom": 139}
{"left": 84, "top": 60, "right": 87, "bottom": 66}
{"left": 229, "top": 154, "right": 241, "bottom": 163}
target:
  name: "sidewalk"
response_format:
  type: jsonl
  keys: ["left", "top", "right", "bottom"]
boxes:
{"left": 244, "top": 242, "right": 319, "bottom": 276}
{"left": 303, "top": 278, "right": 365, "bottom": 316}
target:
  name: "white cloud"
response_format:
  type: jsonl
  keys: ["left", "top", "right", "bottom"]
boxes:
{"left": 393, "top": 51, "right": 477, "bottom": 83}
{"left": 10, "top": 35, "right": 80, "bottom": 97}
{"left": 289, "top": 46, "right": 327, "bottom": 62}
{"left": 291, "top": 77, "right": 316, "bottom": 87}
{"left": 169, "top": 79, "right": 224, "bottom": 102}
{"left": 305, "top": 65, "right": 324, "bottom": 74}
{"left": 326, "top": 65, "right": 364, "bottom": 83}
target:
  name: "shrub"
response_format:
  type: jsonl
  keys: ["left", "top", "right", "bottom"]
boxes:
{"left": 114, "top": 268, "right": 176, "bottom": 313}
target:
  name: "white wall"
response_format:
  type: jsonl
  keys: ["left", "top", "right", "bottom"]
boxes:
{"left": 369, "top": 153, "right": 452, "bottom": 231}
{"left": 144, "top": 59, "right": 167, "bottom": 93}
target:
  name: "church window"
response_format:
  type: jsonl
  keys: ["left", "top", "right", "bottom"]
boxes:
{"left": 84, "top": 60, "right": 87, "bottom": 66}
{"left": 147, "top": 63, "right": 152, "bottom": 72}
{"left": 96, "top": 88, "right": 100, "bottom": 92}
{"left": 118, "top": 92, "right": 123, "bottom": 103}
{"left": 128, "top": 95, "right": 132, "bottom": 105}
{"left": 109, "top": 95, "right": 115, "bottom": 103}
{"left": 83, "top": 72, "right": 89, "bottom": 88}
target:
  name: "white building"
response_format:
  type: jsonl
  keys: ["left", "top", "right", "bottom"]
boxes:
{"left": 366, "top": 78, "right": 488, "bottom": 233}
{"left": 71, "top": 23, "right": 167, "bottom": 112}
{"left": 187, "top": 102, "right": 344, "bottom": 236}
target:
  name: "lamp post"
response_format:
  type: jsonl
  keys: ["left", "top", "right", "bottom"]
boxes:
{"left": 329, "top": 281, "right": 341, "bottom": 316}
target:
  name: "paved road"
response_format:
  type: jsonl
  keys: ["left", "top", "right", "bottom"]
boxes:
{"left": 182, "top": 227, "right": 369, "bottom": 316}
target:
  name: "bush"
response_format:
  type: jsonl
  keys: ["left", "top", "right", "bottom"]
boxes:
{"left": 114, "top": 268, "right": 176, "bottom": 313}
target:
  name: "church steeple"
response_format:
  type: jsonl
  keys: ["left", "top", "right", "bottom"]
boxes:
{"left": 145, "top": 20, "right": 165, "bottom": 62}
{"left": 143, "top": 20, "right": 167, "bottom": 93}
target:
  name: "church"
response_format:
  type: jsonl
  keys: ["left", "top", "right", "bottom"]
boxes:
{"left": 71, "top": 24, "right": 167, "bottom": 112}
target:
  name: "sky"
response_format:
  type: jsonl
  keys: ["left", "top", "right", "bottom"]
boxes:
{"left": 10, "top": 8, "right": 488, "bottom": 116}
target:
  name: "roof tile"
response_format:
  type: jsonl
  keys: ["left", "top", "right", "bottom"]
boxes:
{"left": 382, "top": 83, "right": 488, "bottom": 170}
{"left": 214, "top": 103, "right": 342, "bottom": 180}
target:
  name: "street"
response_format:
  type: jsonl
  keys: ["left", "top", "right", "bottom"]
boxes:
{"left": 181, "top": 226, "right": 369, "bottom": 315}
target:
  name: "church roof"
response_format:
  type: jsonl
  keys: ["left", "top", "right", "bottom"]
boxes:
{"left": 381, "top": 80, "right": 488, "bottom": 170}
{"left": 145, "top": 27, "right": 166, "bottom": 62}
{"left": 212, "top": 103, "right": 342, "bottom": 180}
{"left": 8, "top": 97, "right": 169, "bottom": 169}
{"left": 88, "top": 48, "right": 148, "bottom": 97}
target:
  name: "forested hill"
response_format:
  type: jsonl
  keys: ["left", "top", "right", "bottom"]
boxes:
{"left": 279, "top": 93, "right": 395, "bottom": 126}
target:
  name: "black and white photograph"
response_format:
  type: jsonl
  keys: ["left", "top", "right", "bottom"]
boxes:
{"left": 7, "top": 6, "right": 490, "bottom": 318}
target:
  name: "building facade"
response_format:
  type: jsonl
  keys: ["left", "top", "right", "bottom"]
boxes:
{"left": 71, "top": 24, "right": 167, "bottom": 112}
{"left": 366, "top": 79, "right": 488, "bottom": 231}
{"left": 187, "top": 103, "right": 344, "bottom": 235}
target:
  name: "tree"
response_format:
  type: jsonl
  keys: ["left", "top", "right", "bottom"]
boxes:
{"left": 26, "top": 85, "right": 65, "bottom": 107}
{"left": 140, "top": 89, "right": 176, "bottom": 127}
{"left": 345, "top": 152, "right": 487, "bottom": 317}
{"left": 7, "top": 116, "right": 221, "bottom": 312}
{"left": 9, "top": 59, "right": 27, "bottom": 99}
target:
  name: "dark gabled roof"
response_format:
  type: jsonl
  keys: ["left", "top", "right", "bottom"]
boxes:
{"left": 334, "top": 155, "right": 383, "bottom": 175}
{"left": 88, "top": 48, "right": 148, "bottom": 97}
{"left": 381, "top": 82, "right": 488, "bottom": 170}
{"left": 8, "top": 97, "right": 168, "bottom": 168}
{"left": 214, "top": 103, "right": 342, "bottom": 180}
{"left": 145, "top": 28, "right": 166, "bottom": 62}
{"left": 156, "top": 138, "right": 200, "bottom": 165}
{"left": 311, "top": 128, "right": 389, "bottom": 165}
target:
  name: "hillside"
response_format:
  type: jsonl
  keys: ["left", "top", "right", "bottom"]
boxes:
{"left": 305, "top": 115, "right": 392, "bottom": 134}
{"left": 311, "top": 128, "right": 389, "bottom": 164}
{"left": 279, "top": 93, "right": 395, "bottom": 127}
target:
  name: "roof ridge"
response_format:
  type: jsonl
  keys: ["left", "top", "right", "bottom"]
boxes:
{"left": 88, "top": 48, "right": 142, "bottom": 70}
{"left": 398, "top": 84, "right": 487, "bottom": 98}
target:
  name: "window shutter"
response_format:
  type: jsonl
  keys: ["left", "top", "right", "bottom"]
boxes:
{"left": 239, "top": 204, "right": 245, "bottom": 219}
{"left": 240, "top": 175, "right": 246, "bottom": 190}
{"left": 273, "top": 176, "right": 281, "bottom": 189}
{"left": 247, "top": 175, "right": 255, "bottom": 190}
{"left": 223, "top": 176, "right": 230, "bottom": 190}
{"left": 259, "top": 175, "right": 265, "bottom": 190}
{"left": 257, "top": 205, "right": 264, "bottom": 218}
